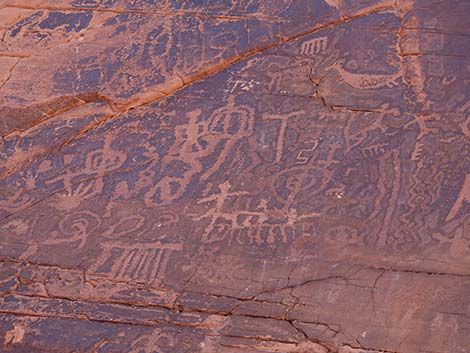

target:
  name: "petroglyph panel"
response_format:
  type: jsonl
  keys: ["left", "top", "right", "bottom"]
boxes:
{"left": 1, "top": 0, "right": 469, "bottom": 352}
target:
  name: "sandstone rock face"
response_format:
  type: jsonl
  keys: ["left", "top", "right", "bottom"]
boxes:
{"left": 0, "top": 1, "right": 469, "bottom": 352}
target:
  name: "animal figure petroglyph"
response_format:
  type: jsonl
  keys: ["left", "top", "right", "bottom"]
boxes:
{"left": 332, "top": 60, "right": 401, "bottom": 89}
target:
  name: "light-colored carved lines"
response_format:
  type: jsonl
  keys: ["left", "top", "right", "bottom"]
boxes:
{"left": 377, "top": 151, "right": 401, "bottom": 247}
{"left": 95, "top": 242, "right": 182, "bottom": 283}
{"left": 263, "top": 111, "right": 303, "bottom": 163}
{"left": 332, "top": 60, "right": 401, "bottom": 89}
{"left": 445, "top": 174, "right": 470, "bottom": 223}
{"left": 115, "top": 248, "right": 165, "bottom": 282}
{"left": 300, "top": 36, "right": 328, "bottom": 56}
{"left": 294, "top": 140, "right": 318, "bottom": 165}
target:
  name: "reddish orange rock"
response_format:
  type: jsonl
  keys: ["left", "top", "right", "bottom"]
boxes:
{"left": 0, "top": 1, "right": 469, "bottom": 352}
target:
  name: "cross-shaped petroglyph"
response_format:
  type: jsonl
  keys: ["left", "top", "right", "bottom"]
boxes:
{"left": 263, "top": 111, "right": 304, "bottom": 163}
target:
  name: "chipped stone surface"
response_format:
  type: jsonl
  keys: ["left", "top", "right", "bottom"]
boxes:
{"left": 0, "top": 0, "right": 469, "bottom": 352}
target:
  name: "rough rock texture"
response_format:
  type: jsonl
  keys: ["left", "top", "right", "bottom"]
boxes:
{"left": 0, "top": 0, "right": 469, "bottom": 352}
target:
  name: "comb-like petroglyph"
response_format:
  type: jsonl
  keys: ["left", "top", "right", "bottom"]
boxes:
{"left": 1, "top": 0, "right": 470, "bottom": 352}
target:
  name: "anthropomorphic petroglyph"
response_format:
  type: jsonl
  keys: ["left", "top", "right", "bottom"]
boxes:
{"left": 144, "top": 97, "right": 254, "bottom": 206}
{"left": 192, "top": 181, "right": 320, "bottom": 245}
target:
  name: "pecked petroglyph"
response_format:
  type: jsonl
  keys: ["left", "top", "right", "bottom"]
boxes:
{"left": 191, "top": 181, "right": 320, "bottom": 245}
{"left": 92, "top": 241, "right": 182, "bottom": 283}
{"left": 300, "top": 36, "right": 329, "bottom": 56}
{"left": 331, "top": 59, "right": 402, "bottom": 89}
{"left": 1, "top": 2, "right": 469, "bottom": 352}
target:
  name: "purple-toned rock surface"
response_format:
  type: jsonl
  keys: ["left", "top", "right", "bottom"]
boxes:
{"left": 0, "top": 0, "right": 469, "bottom": 352}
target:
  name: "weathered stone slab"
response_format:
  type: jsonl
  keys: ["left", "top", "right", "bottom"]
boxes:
{"left": 0, "top": 0, "right": 469, "bottom": 352}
